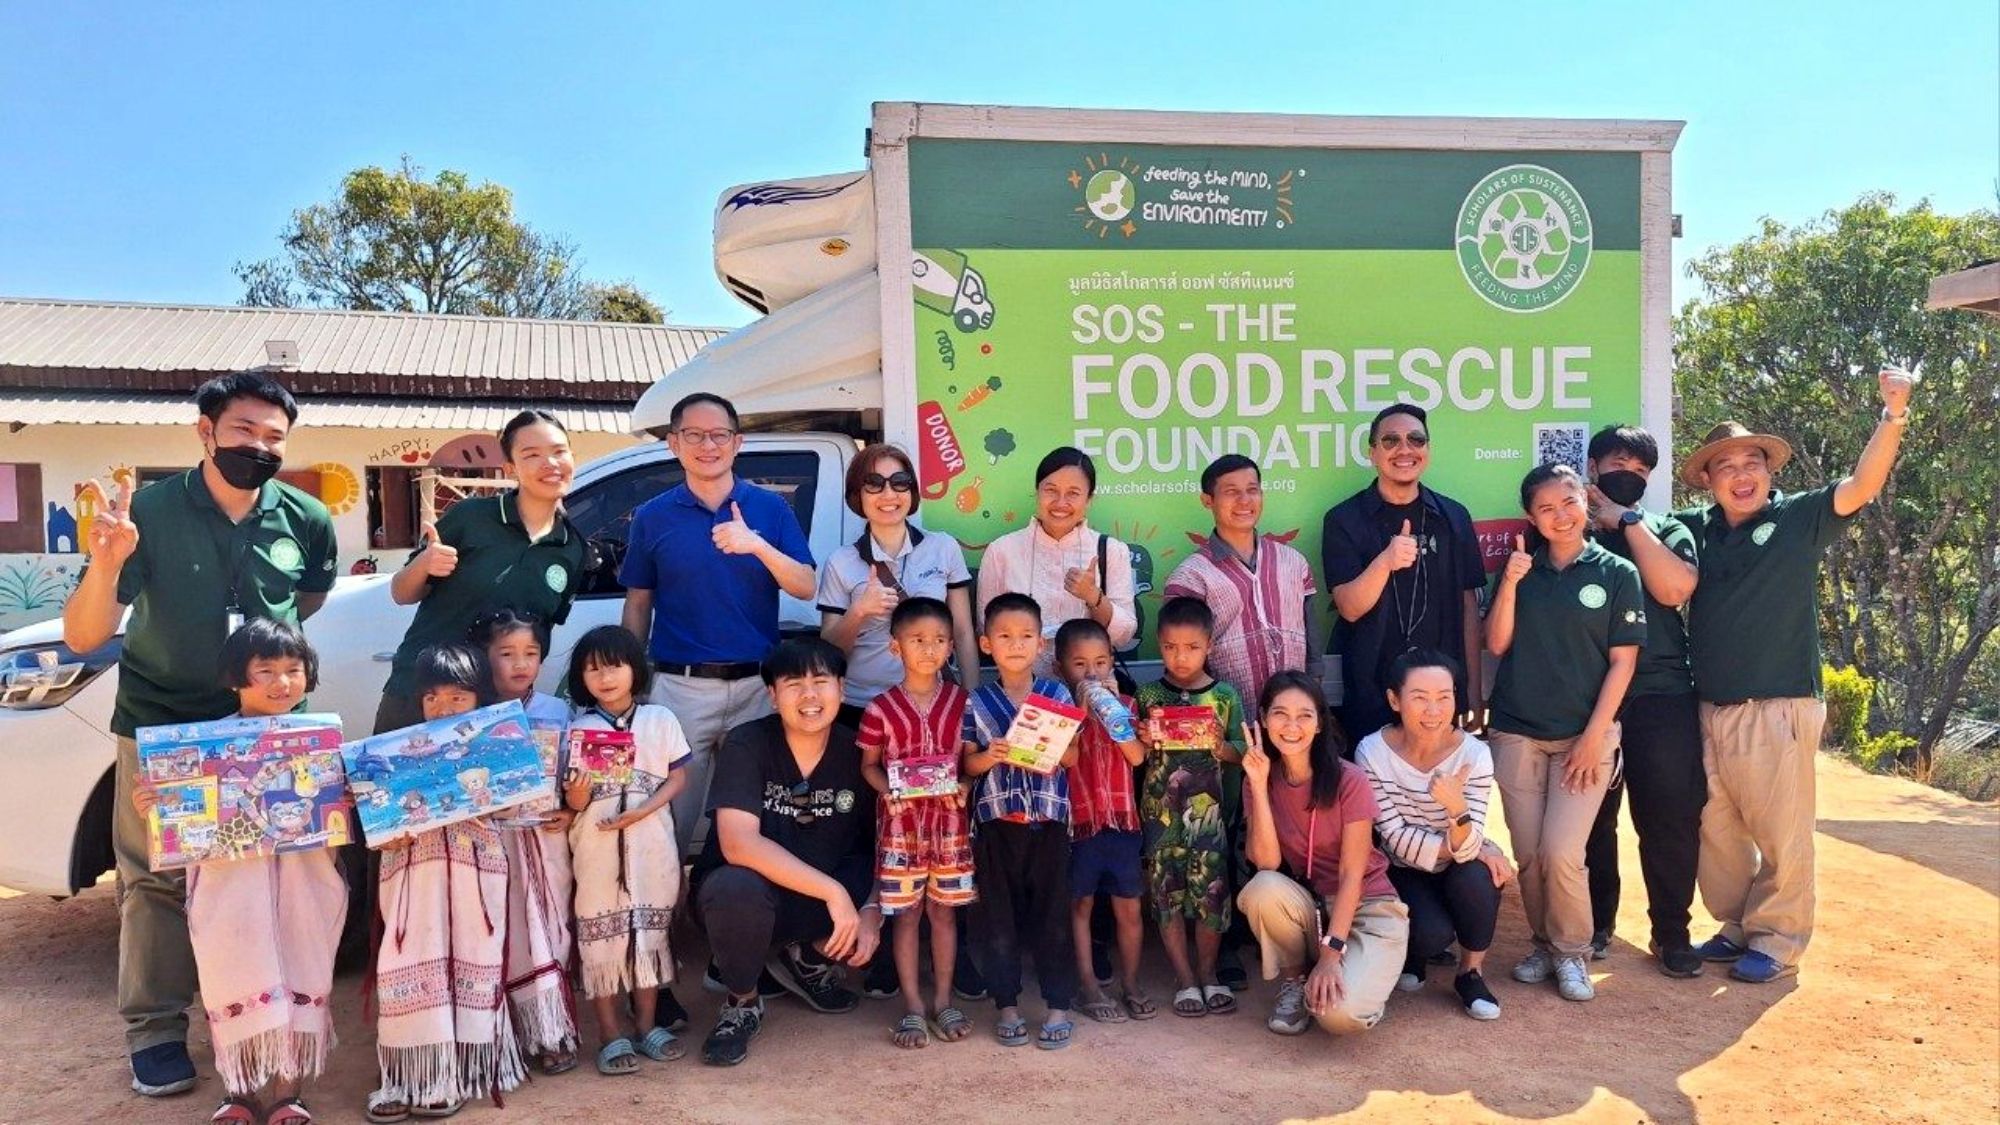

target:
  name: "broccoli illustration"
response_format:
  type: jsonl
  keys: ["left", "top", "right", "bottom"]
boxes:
{"left": 984, "top": 427, "right": 1017, "bottom": 465}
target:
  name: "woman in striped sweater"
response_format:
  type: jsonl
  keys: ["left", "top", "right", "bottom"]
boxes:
{"left": 1353, "top": 649, "right": 1510, "bottom": 1021}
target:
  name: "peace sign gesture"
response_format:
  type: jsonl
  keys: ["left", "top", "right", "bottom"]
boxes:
{"left": 1239, "top": 720, "right": 1271, "bottom": 787}
{"left": 88, "top": 479, "right": 140, "bottom": 566}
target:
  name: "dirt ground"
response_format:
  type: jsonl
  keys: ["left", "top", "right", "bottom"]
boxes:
{"left": 1, "top": 754, "right": 1994, "bottom": 1125}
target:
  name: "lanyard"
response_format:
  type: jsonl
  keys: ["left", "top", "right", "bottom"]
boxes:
{"left": 191, "top": 475, "right": 260, "bottom": 615}
{"left": 1304, "top": 797, "right": 1320, "bottom": 885}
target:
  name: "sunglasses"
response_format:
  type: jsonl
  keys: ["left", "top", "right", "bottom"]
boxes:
{"left": 785, "top": 778, "right": 821, "bottom": 827}
{"left": 1373, "top": 432, "right": 1431, "bottom": 450}
{"left": 861, "top": 471, "right": 917, "bottom": 495}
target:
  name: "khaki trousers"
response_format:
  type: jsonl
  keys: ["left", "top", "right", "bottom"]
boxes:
{"left": 113, "top": 735, "right": 197, "bottom": 1051}
{"left": 1697, "top": 698, "right": 1823, "bottom": 966}
{"left": 651, "top": 673, "right": 774, "bottom": 856}
{"left": 1236, "top": 870, "right": 1408, "bottom": 1035}
{"left": 1489, "top": 728, "right": 1615, "bottom": 958}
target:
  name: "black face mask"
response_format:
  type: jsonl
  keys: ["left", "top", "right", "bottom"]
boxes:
{"left": 213, "top": 445, "right": 283, "bottom": 491}
{"left": 1595, "top": 469, "right": 1649, "bottom": 508}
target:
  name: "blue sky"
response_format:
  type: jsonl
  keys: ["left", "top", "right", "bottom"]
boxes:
{"left": 1, "top": 1, "right": 1993, "bottom": 329}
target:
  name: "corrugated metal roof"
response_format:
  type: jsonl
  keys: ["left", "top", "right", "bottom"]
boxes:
{"left": 0, "top": 298, "right": 728, "bottom": 395}
{"left": 0, "top": 392, "right": 638, "bottom": 434}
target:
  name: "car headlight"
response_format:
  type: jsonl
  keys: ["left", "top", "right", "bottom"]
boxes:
{"left": 0, "top": 640, "right": 120, "bottom": 710}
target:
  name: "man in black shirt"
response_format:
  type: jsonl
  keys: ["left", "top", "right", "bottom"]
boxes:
{"left": 693, "top": 638, "right": 882, "bottom": 1066}
{"left": 1321, "top": 404, "right": 1487, "bottom": 745}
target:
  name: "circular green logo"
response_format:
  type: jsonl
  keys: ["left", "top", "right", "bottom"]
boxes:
{"left": 544, "top": 563, "right": 568, "bottom": 592}
{"left": 1085, "top": 170, "right": 1135, "bottom": 222}
{"left": 268, "top": 537, "right": 303, "bottom": 572}
{"left": 1456, "top": 164, "right": 1593, "bottom": 312}
{"left": 1751, "top": 523, "right": 1776, "bottom": 546}
{"left": 1577, "top": 583, "right": 1608, "bottom": 609}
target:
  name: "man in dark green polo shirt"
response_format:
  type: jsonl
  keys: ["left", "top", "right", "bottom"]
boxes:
{"left": 1582, "top": 425, "right": 1706, "bottom": 979}
{"left": 62, "top": 371, "right": 336, "bottom": 1097}
{"left": 1676, "top": 369, "right": 1916, "bottom": 984}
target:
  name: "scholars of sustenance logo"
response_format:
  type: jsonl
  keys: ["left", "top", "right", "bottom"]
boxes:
{"left": 1456, "top": 164, "right": 1593, "bottom": 312}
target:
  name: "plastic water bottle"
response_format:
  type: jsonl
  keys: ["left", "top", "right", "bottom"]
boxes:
{"left": 1080, "top": 679, "right": 1137, "bottom": 742}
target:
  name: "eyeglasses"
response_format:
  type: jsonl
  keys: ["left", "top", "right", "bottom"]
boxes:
{"left": 861, "top": 471, "right": 917, "bottom": 494}
{"left": 785, "top": 778, "right": 821, "bottom": 827}
{"left": 1373, "top": 432, "right": 1431, "bottom": 450}
{"left": 673, "top": 428, "right": 738, "bottom": 448}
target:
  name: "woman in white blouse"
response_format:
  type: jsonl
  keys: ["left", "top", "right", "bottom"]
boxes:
{"left": 974, "top": 447, "right": 1136, "bottom": 676}
{"left": 1353, "top": 649, "right": 1512, "bottom": 1020}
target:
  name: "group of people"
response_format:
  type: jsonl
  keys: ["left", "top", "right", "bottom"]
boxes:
{"left": 66, "top": 366, "right": 1916, "bottom": 1124}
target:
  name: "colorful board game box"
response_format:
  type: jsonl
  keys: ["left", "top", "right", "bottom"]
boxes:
{"left": 136, "top": 714, "right": 351, "bottom": 872}
{"left": 1146, "top": 705, "right": 1222, "bottom": 753}
{"left": 888, "top": 752, "right": 960, "bottom": 799}
{"left": 340, "top": 700, "right": 552, "bottom": 845}
{"left": 997, "top": 694, "right": 1087, "bottom": 776}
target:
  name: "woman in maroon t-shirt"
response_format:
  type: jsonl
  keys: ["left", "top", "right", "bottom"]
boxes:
{"left": 1237, "top": 671, "right": 1409, "bottom": 1038}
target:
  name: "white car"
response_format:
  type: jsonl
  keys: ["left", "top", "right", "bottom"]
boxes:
{"left": 0, "top": 433, "right": 861, "bottom": 897}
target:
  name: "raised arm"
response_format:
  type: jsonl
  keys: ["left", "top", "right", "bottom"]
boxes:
{"left": 1833, "top": 368, "right": 1915, "bottom": 518}
{"left": 62, "top": 481, "right": 137, "bottom": 653}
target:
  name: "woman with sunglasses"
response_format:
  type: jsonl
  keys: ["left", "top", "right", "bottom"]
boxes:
{"left": 974, "top": 446, "right": 1137, "bottom": 678}
{"left": 818, "top": 444, "right": 982, "bottom": 726}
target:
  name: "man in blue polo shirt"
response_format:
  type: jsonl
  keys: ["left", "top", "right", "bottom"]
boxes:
{"left": 620, "top": 391, "right": 815, "bottom": 855}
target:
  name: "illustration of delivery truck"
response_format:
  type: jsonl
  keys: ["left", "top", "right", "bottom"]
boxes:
{"left": 911, "top": 248, "right": 995, "bottom": 333}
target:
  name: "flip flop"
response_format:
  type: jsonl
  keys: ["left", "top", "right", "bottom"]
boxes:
{"left": 1172, "top": 986, "right": 1208, "bottom": 1018}
{"left": 1121, "top": 990, "right": 1159, "bottom": 1020}
{"left": 596, "top": 1037, "right": 640, "bottom": 1075}
{"left": 1203, "top": 984, "right": 1238, "bottom": 1014}
{"left": 1078, "top": 996, "right": 1127, "bottom": 1024}
{"left": 1036, "top": 1019, "right": 1075, "bottom": 1050}
{"left": 929, "top": 1006, "right": 973, "bottom": 1043}
{"left": 995, "top": 1016, "right": 1030, "bottom": 1047}
{"left": 891, "top": 1013, "right": 931, "bottom": 1049}
{"left": 638, "top": 1026, "right": 685, "bottom": 1061}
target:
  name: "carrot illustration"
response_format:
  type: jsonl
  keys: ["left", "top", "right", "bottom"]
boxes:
{"left": 958, "top": 377, "right": 1002, "bottom": 412}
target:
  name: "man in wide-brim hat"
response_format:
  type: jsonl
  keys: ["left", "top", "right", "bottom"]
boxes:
{"left": 1676, "top": 368, "right": 1916, "bottom": 985}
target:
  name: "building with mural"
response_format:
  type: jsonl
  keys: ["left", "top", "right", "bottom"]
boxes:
{"left": 0, "top": 298, "right": 724, "bottom": 632}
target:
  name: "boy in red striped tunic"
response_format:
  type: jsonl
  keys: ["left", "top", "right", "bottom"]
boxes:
{"left": 857, "top": 597, "right": 977, "bottom": 1048}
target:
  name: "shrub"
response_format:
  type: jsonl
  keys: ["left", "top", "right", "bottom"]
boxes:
{"left": 1856, "top": 732, "right": 1917, "bottom": 773}
{"left": 1822, "top": 664, "right": 1873, "bottom": 752}
{"left": 1928, "top": 744, "right": 2000, "bottom": 802}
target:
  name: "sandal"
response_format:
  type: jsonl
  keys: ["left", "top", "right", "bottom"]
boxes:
{"left": 891, "top": 1013, "right": 931, "bottom": 1049}
{"left": 638, "top": 1026, "right": 685, "bottom": 1062}
{"left": 410, "top": 1103, "right": 462, "bottom": 1120}
{"left": 1203, "top": 983, "right": 1238, "bottom": 1014}
{"left": 1036, "top": 1018, "right": 1075, "bottom": 1050}
{"left": 1121, "top": 990, "right": 1159, "bottom": 1020}
{"left": 929, "top": 1006, "right": 973, "bottom": 1043}
{"left": 211, "top": 1097, "right": 260, "bottom": 1124}
{"left": 1078, "top": 995, "right": 1127, "bottom": 1024}
{"left": 1172, "top": 985, "right": 1207, "bottom": 1018}
{"left": 596, "top": 1037, "right": 640, "bottom": 1075}
{"left": 264, "top": 1097, "right": 313, "bottom": 1125}
{"left": 364, "top": 1090, "right": 410, "bottom": 1124}
{"left": 995, "top": 1016, "right": 1030, "bottom": 1047}
{"left": 540, "top": 1048, "right": 578, "bottom": 1075}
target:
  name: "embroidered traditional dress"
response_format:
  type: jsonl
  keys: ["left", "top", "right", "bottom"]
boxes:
{"left": 500, "top": 692, "right": 577, "bottom": 1057}
{"left": 568, "top": 704, "right": 690, "bottom": 999}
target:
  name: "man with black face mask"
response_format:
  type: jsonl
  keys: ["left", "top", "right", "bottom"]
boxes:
{"left": 1580, "top": 425, "right": 1705, "bottom": 978}
{"left": 62, "top": 371, "right": 337, "bottom": 1099}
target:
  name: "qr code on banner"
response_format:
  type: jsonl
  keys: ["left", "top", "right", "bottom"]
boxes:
{"left": 1534, "top": 423, "right": 1589, "bottom": 473}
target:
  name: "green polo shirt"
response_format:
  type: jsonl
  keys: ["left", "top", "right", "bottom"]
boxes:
{"left": 1489, "top": 540, "right": 1649, "bottom": 740}
{"left": 1592, "top": 510, "right": 1698, "bottom": 699}
{"left": 111, "top": 470, "right": 338, "bottom": 737}
{"left": 383, "top": 493, "right": 588, "bottom": 698}
{"left": 1677, "top": 485, "right": 1851, "bottom": 703}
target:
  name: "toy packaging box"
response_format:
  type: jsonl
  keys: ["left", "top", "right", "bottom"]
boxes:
{"left": 887, "top": 752, "right": 960, "bottom": 799}
{"left": 340, "top": 700, "right": 553, "bottom": 845}
{"left": 569, "top": 728, "right": 638, "bottom": 791}
{"left": 137, "top": 713, "right": 351, "bottom": 871}
{"left": 1146, "top": 705, "right": 1223, "bottom": 753}
{"left": 995, "top": 694, "right": 1086, "bottom": 776}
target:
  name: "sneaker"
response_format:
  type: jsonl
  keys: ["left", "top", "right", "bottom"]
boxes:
{"left": 1693, "top": 933, "right": 1748, "bottom": 962}
{"left": 701, "top": 961, "right": 788, "bottom": 1000}
{"left": 1728, "top": 950, "right": 1798, "bottom": 984}
{"left": 700, "top": 997, "right": 764, "bottom": 1066}
{"left": 1395, "top": 961, "right": 1426, "bottom": 992}
{"left": 129, "top": 1042, "right": 197, "bottom": 1097}
{"left": 1555, "top": 956, "right": 1596, "bottom": 1001}
{"left": 1650, "top": 942, "right": 1705, "bottom": 979}
{"left": 1454, "top": 969, "right": 1501, "bottom": 1021}
{"left": 769, "top": 944, "right": 860, "bottom": 1014}
{"left": 655, "top": 986, "right": 691, "bottom": 1033}
{"left": 1511, "top": 948, "right": 1555, "bottom": 984}
{"left": 862, "top": 956, "right": 901, "bottom": 1000}
{"left": 1267, "top": 977, "right": 1310, "bottom": 1036}
{"left": 1590, "top": 929, "right": 1612, "bottom": 961}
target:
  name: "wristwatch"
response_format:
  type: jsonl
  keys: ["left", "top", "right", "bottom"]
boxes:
{"left": 1320, "top": 932, "right": 1346, "bottom": 954}
{"left": 1617, "top": 509, "right": 1643, "bottom": 529}
{"left": 1881, "top": 406, "right": 1911, "bottom": 426}
{"left": 1453, "top": 810, "right": 1475, "bottom": 827}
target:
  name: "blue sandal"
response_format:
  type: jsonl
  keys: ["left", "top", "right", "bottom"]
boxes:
{"left": 995, "top": 1017, "right": 1029, "bottom": 1047}
{"left": 596, "top": 1037, "right": 639, "bottom": 1075}
{"left": 1036, "top": 1019, "right": 1074, "bottom": 1050}
{"left": 638, "top": 1026, "right": 685, "bottom": 1061}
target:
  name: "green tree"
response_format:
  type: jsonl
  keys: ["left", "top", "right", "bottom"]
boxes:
{"left": 590, "top": 281, "right": 667, "bottom": 324}
{"left": 1675, "top": 193, "right": 2000, "bottom": 775}
{"left": 235, "top": 157, "right": 663, "bottom": 321}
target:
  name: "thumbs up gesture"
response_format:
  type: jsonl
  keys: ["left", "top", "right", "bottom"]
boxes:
{"left": 1381, "top": 518, "right": 1419, "bottom": 571}
{"left": 89, "top": 478, "right": 141, "bottom": 566}
{"left": 711, "top": 501, "right": 766, "bottom": 556}
{"left": 1502, "top": 533, "right": 1533, "bottom": 585}
{"left": 416, "top": 521, "right": 458, "bottom": 578}
{"left": 854, "top": 573, "right": 899, "bottom": 620}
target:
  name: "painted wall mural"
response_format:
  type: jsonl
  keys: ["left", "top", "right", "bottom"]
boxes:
{"left": 0, "top": 555, "right": 82, "bottom": 633}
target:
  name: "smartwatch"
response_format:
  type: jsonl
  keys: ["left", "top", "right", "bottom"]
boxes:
{"left": 1453, "top": 810, "right": 1475, "bottom": 827}
{"left": 1320, "top": 932, "right": 1346, "bottom": 954}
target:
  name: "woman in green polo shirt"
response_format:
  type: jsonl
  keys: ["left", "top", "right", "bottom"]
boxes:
{"left": 1484, "top": 464, "right": 1645, "bottom": 1004}
{"left": 374, "top": 411, "right": 588, "bottom": 732}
